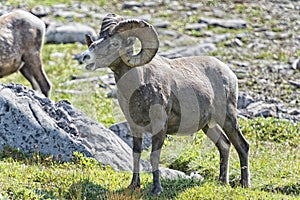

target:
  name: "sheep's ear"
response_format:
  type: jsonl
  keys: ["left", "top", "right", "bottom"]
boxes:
{"left": 85, "top": 34, "right": 94, "bottom": 47}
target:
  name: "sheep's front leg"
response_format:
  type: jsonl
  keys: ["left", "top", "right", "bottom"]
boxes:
{"left": 150, "top": 132, "right": 166, "bottom": 195}
{"left": 128, "top": 135, "right": 143, "bottom": 189}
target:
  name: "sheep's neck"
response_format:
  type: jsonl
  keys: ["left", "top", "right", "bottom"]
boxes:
{"left": 110, "top": 61, "right": 132, "bottom": 83}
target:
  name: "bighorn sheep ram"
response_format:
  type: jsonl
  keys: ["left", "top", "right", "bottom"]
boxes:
{"left": 81, "top": 14, "right": 250, "bottom": 195}
{"left": 0, "top": 10, "right": 51, "bottom": 97}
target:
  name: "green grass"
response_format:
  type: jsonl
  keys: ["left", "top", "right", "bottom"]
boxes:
{"left": 164, "top": 118, "right": 299, "bottom": 199}
{"left": 0, "top": 118, "right": 299, "bottom": 199}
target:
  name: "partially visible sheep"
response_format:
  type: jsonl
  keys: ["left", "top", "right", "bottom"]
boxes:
{"left": 81, "top": 14, "right": 250, "bottom": 195}
{"left": 0, "top": 10, "right": 51, "bottom": 97}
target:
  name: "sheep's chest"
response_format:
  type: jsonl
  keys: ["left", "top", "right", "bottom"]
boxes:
{"left": 126, "top": 83, "right": 166, "bottom": 127}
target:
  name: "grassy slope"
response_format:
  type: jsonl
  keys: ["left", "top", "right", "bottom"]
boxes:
{"left": 0, "top": 0, "right": 299, "bottom": 199}
{"left": 0, "top": 119, "right": 299, "bottom": 199}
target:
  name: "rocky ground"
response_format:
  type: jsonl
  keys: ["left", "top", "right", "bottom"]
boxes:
{"left": 0, "top": 0, "right": 299, "bottom": 122}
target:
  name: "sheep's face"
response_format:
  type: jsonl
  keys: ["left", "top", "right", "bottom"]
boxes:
{"left": 81, "top": 35, "right": 124, "bottom": 70}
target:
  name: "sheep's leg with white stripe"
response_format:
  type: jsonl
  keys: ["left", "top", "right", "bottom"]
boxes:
{"left": 150, "top": 132, "right": 165, "bottom": 195}
{"left": 128, "top": 134, "right": 143, "bottom": 189}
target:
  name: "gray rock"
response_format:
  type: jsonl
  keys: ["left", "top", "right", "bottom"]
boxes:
{"left": 100, "top": 73, "right": 116, "bottom": 86}
{"left": 246, "top": 101, "right": 277, "bottom": 118}
{"left": 201, "top": 33, "right": 231, "bottom": 43}
{"left": 238, "top": 92, "right": 254, "bottom": 109}
{"left": 169, "top": 1, "right": 184, "bottom": 11}
{"left": 143, "top": 1, "right": 160, "bottom": 7}
{"left": 107, "top": 89, "right": 118, "bottom": 99}
{"left": 189, "top": 171, "right": 204, "bottom": 180}
{"left": 51, "top": 4, "right": 67, "bottom": 10}
{"left": 91, "top": 13, "right": 109, "bottom": 20}
{"left": 109, "top": 121, "right": 152, "bottom": 150}
{"left": 288, "top": 109, "right": 300, "bottom": 115}
{"left": 292, "top": 58, "right": 300, "bottom": 70}
{"left": 230, "top": 60, "right": 250, "bottom": 68}
{"left": 153, "top": 18, "right": 170, "bottom": 28}
{"left": 185, "top": 23, "right": 208, "bottom": 31}
{"left": 288, "top": 80, "right": 300, "bottom": 88}
{"left": 46, "top": 23, "right": 97, "bottom": 44}
{"left": 265, "top": 31, "right": 292, "bottom": 40}
{"left": 164, "top": 34, "right": 199, "bottom": 48}
{"left": 122, "top": 1, "right": 142, "bottom": 9}
{"left": 138, "top": 14, "right": 152, "bottom": 22}
{"left": 157, "top": 29, "right": 179, "bottom": 37}
{"left": 53, "top": 11, "right": 87, "bottom": 19}
{"left": 213, "top": 9, "right": 226, "bottom": 18}
{"left": 160, "top": 167, "right": 189, "bottom": 180}
{"left": 224, "top": 38, "right": 244, "bottom": 47}
{"left": 0, "top": 83, "right": 150, "bottom": 172}
{"left": 190, "top": 3, "right": 202, "bottom": 10}
{"left": 235, "top": 32, "right": 251, "bottom": 40}
{"left": 30, "top": 5, "right": 51, "bottom": 17}
{"left": 160, "top": 43, "right": 216, "bottom": 59}
{"left": 199, "top": 17, "right": 247, "bottom": 29}
{"left": 234, "top": 69, "right": 248, "bottom": 79}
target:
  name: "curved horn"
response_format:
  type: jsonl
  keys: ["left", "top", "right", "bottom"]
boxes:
{"left": 111, "top": 19, "right": 159, "bottom": 67}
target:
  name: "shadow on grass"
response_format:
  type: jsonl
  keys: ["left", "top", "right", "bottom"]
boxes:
{"left": 35, "top": 178, "right": 205, "bottom": 200}
{"left": 262, "top": 182, "right": 300, "bottom": 196}
{"left": 146, "top": 178, "right": 205, "bottom": 199}
{"left": 26, "top": 179, "right": 109, "bottom": 199}
{"left": 65, "top": 179, "right": 109, "bottom": 200}
{"left": 103, "top": 177, "right": 205, "bottom": 200}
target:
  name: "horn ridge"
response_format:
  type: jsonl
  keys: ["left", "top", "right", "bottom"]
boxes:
{"left": 99, "top": 13, "right": 124, "bottom": 38}
{"left": 111, "top": 19, "right": 159, "bottom": 67}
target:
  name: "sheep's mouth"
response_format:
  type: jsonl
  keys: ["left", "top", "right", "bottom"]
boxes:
{"left": 85, "top": 63, "right": 95, "bottom": 70}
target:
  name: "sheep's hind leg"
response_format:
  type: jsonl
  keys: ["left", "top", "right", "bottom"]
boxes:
{"left": 223, "top": 109, "right": 250, "bottom": 188}
{"left": 21, "top": 54, "right": 51, "bottom": 97}
{"left": 150, "top": 132, "right": 166, "bottom": 195}
{"left": 20, "top": 63, "right": 40, "bottom": 92}
{"left": 128, "top": 135, "right": 143, "bottom": 190}
{"left": 203, "top": 124, "right": 231, "bottom": 185}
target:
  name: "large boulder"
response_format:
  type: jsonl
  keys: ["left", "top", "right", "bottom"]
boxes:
{"left": 46, "top": 22, "right": 97, "bottom": 44}
{"left": 109, "top": 121, "right": 152, "bottom": 150}
{"left": 0, "top": 83, "right": 149, "bottom": 171}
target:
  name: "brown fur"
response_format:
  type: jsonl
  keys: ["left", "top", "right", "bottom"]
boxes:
{"left": 0, "top": 10, "right": 51, "bottom": 97}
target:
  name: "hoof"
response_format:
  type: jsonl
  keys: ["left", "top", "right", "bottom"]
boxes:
{"left": 128, "top": 182, "right": 140, "bottom": 190}
{"left": 219, "top": 178, "right": 229, "bottom": 186}
{"left": 240, "top": 179, "right": 251, "bottom": 188}
{"left": 150, "top": 186, "right": 163, "bottom": 195}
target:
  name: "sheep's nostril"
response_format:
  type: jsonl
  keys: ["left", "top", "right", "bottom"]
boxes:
{"left": 83, "top": 54, "right": 90, "bottom": 61}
